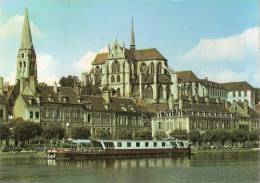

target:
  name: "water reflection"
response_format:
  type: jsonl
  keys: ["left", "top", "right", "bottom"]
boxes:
{"left": 46, "top": 156, "right": 192, "bottom": 169}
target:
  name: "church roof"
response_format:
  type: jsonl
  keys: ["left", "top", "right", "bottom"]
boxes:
{"left": 221, "top": 81, "right": 254, "bottom": 91}
{"left": 176, "top": 70, "right": 199, "bottom": 83}
{"left": 92, "top": 48, "right": 166, "bottom": 65}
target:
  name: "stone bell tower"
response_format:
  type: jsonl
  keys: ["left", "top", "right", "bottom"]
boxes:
{"left": 16, "top": 8, "right": 37, "bottom": 94}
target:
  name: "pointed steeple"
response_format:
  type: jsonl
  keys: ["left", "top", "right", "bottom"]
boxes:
{"left": 130, "top": 17, "right": 135, "bottom": 50}
{"left": 20, "top": 8, "right": 33, "bottom": 49}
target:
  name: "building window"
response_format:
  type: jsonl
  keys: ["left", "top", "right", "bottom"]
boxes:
{"left": 144, "top": 85, "right": 153, "bottom": 99}
{"left": 124, "top": 116, "right": 128, "bottom": 125}
{"left": 20, "top": 62, "right": 22, "bottom": 68}
{"left": 238, "top": 91, "right": 241, "bottom": 97}
{"left": 112, "top": 60, "right": 120, "bottom": 73}
{"left": 158, "top": 122, "right": 161, "bottom": 129}
{"left": 111, "top": 76, "right": 115, "bottom": 83}
{"left": 150, "top": 63, "right": 154, "bottom": 74}
{"left": 132, "top": 117, "right": 136, "bottom": 126}
{"left": 87, "top": 113, "right": 91, "bottom": 123}
{"left": 23, "top": 61, "right": 26, "bottom": 67}
{"left": 140, "top": 63, "right": 147, "bottom": 73}
{"left": 127, "top": 142, "right": 131, "bottom": 147}
{"left": 244, "top": 91, "right": 247, "bottom": 97}
{"left": 0, "top": 109, "right": 3, "bottom": 118}
{"left": 35, "top": 112, "right": 39, "bottom": 119}
{"left": 233, "top": 91, "right": 235, "bottom": 97}
{"left": 157, "top": 62, "right": 162, "bottom": 74}
{"left": 116, "top": 75, "right": 120, "bottom": 82}
{"left": 30, "top": 111, "right": 33, "bottom": 118}
{"left": 21, "top": 53, "right": 24, "bottom": 58}
{"left": 158, "top": 85, "right": 163, "bottom": 99}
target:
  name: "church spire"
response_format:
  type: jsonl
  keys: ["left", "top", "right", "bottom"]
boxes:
{"left": 20, "top": 8, "right": 33, "bottom": 49}
{"left": 130, "top": 17, "right": 135, "bottom": 50}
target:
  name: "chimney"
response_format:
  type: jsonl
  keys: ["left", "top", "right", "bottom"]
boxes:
{"left": 54, "top": 81, "right": 58, "bottom": 93}
{"left": 0, "top": 77, "right": 3, "bottom": 95}
{"left": 244, "top": 99, "right": 249, "bottom": 114}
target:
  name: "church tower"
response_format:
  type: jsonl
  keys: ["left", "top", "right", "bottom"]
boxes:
{"left": 16, "top": 9, "right": 37, "bottom": 94}
{"left": 130, "top": 18, "right": 135, "bottom": 50}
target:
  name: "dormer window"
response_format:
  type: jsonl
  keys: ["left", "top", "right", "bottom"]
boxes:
{"left": 21, "top": 53, "right": 24, "bottom": 58}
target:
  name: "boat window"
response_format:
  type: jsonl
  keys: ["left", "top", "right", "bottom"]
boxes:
{"left": 178, "top": 142, "right": 184, "bottom": 147}
{"left": 136, "top": 142, "right": 140, "bottom": 147}
{"left": 104, "top": 142, "right": 114, "bottom": 148}
{"left": 117, "top": 142, "right": 122, "bottom": 147}
{"left": 153, "top": 142, "right": 157, "bottom": 147}
{"left": 127, "top": 142, "right": 131, "bottom": 147}
{"left": 170, "top": 142, "right": 177, "bottom": 148}
{"left": 145, "top": 142, "right": 149, "bottom": 147}
{"left": 162, "top": 142, "right": 165, "bottom": 147}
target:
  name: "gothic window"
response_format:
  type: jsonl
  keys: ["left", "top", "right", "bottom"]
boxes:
{"left": 95, "top": 66, "right": 102, "bottom": 75}
{"left": 20, "top": 62, "right": 22, "bottom": 68}
{"left": 23, "top": 61, "right": 26, "bottom": 68}
{"left": 158, "top": 85, "right": 163, "bottom": 99}
{"left": 117, "top": 75, "right": 120, "bottom": 82}
{"left": 21, "top": 53, "right": 24, "bottom": 58}
{"left": 140, "top": 63, "right": 147, "bottom": 73}
{"left": 150, "top": 63, "right": 154, "bottom": 74}
{"left": 157, "top": 62, "right": 162, "bottom": 74}
{"left": 116, "top": 88, "right": 121, "bottom": 96}
{"left": 166, "top": 85, "right": 170, "bottom": 99}
{"left": 111, "top": 76, "right": 115, "bottom": 83}
{"left": 112, "top": 60, "right": 120, "bottom": 73}
{"left": 144, "top": 85, "right": 153, "bottom": 99}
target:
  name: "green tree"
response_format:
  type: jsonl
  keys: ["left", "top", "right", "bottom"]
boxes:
{"left": 133, "top": 128, "right": 152, "bottom": 140}
{"left": 92, "top": 129, "right": 112, "bottom": 139}
{"left": 215, "top": 129, "right": 230, "bottom": 146}
{"left": 230, "top": 129, "right": 247, "bottom": 147}
{"left": 169, "top": 129, "right": 188, "bottom": 140}
{"left": 202, "top": 130, "right": 217, "bottom": 145}
{"left": 155, "top": 131, "right": 168, "bottom": 140}
{"left": 71, "top": 126, "right": 91, "bottom": 139}
{"left": 81, "top": 82, "right": 102, "bottom": 96}
{"left": 43, "top": 124, "right": 65, "bottom": 140}
{"left": 114, "top": 129, "right": 133, "bottom": 140}
{"left": 59, "top": 75, "right": 79, "bottom": 87}
{"left": 0, "top": 124, "right": 11, "bottom": 145}
{"left": 188, "top": 130, "right": 201, "bottom": 146}
{"left": 13, "top": 122, "right": 42, "bottom": 147}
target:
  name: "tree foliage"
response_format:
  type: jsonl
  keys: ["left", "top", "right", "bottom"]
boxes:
{"left": 71, "top": 126, "right": 91, "bottom": 139}
{"left": 114, "top": 129, "right": 133, "bottom": 140}
{"left": 13, "top": 122, "right": 42, "bottom": 143}
{"left": 155, "top": 131, "right": 168, "bottom": 140}
{"left": 215, "top": 129, "right": 231, "bottom": 145}
{"left": 81, "top": 82, "right": 101, "bottom": 96}
{"left": 169, "top": 129, "right": 188, "bottom": 140}
{"left": 188, "top": 130, "right": 201, "bottom": 145}
{"left": 59, "top": 75, "right": 79, "bottom": 87}
{"left": 133, "top": 128, "right": 152, "bottom": 140}
{"left": 43, "top": 124, "right": 65, "bottom": 140}
{"left": 92, "top": 129, "right": 112, "bottom": 139}
{"left": 0, "top": 124, "right": 11, "bottom": 141}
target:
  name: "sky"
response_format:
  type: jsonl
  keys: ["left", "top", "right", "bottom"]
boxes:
{"left": 0, "top": 0, "right": 259, "bottom": 87}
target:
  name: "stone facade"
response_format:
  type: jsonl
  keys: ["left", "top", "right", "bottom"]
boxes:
{"left": 83, "top": 20, "right": 172, "bottom": 104}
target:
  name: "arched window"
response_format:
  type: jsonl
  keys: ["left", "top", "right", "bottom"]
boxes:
{"left": 20, "top": 62, "right": 22, "bottom": 68}
{"left": 95, "top": 66, "right": 101, "bottom": 74}
{"left": 111, "top": 76, "right": 115, "bottom": 83}
{"left": 157, "top": 62, "right": 162, "bottom": 74}
{"left": 112, "top": 60, "right": 120, "bottom": 73}
{"left": 158, "top": 85, "right": 163, "bottom": 99}
{"left": 117, "top": 75, "right": 120, "bottom": 82}
{"left": 166, "top": 85, "right": 170, "bottom": 99}
{"left": 23, "top": 62, "right": 26, "bottom": 67}
{"left": 144, "top": 85, "right": 153, "bottom": 99}
{"left": 150, "top": 63, "right": 154, "bottom": 74}
{"left": 140, "top": 63, "right": 147, "bottom": 73}
{"left": 116, "top": 88, "right": 121, "bottom": 96}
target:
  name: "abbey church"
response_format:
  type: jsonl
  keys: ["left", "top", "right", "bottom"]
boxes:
{"left": 83, "top": 19, "right": 173, "bottom": 104}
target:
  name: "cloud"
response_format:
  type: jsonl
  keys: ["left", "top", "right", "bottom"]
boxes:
{"left": 37, "top": 53, "right": 59, "bottom": 85}
{"left": 181, "top": 27, "right": 259, "bottom": 62}
{"left": 0, "top": 15, "right": 44, "bottom": 41}
{"left": 73, "top": 46, "right": 108, "bottom": 74}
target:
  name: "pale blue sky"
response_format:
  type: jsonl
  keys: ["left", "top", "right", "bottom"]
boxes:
{"left": 0, "top": 0, "right": 259, "bottom": 86}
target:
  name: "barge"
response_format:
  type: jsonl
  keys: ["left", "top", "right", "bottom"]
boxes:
{"left": 47, "top": 139, "right": 191, "bottom": 160}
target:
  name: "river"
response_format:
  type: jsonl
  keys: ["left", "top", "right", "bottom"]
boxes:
{"left": 0, "top": 151, "right": 259, "bottom": 183}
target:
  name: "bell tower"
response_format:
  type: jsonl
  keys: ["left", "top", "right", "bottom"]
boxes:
{"left": 16, "top": 8, "right": 37, "bottom": 94}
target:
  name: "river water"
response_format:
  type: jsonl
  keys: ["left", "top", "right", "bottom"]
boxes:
{"left": 0, "top": 151, "right": 259, "bottom": 183}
